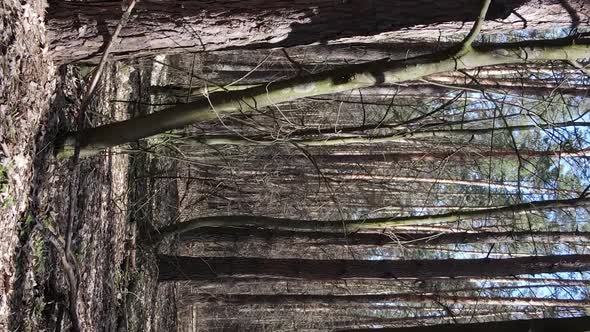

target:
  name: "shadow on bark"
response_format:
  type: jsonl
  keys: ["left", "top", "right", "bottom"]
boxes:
{"left": 251, "top": 0, "right": 525, "bottom": 49}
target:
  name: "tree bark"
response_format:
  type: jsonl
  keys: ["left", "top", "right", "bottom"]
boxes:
{"left": 192, "top": 293, "right": 590, "bottom": 308}
{"left": 179, "top": 228, "right": 590, "bottom": 247}
{"left": 184, "top": 275, "right": 590, "bottom": 289}
{"left": 57, "top": 37, "right": 590, "bottom": 157}
{"left": 47, "top": 0, "right": 588, "bottom": 64}
{"left": 178, "top": 132, "right": 590, "bottom": 148}
{"left": 305, "top": 147, "right": 590, "bottom": 162}
{"left": 317, "top": 174, "right": 577, "bottom": 195}
{"left": 150, "top": 197, "right": 590, "bottom": 243}
{"left": 160, "top": 52, "right": 589, "bottom": 97}
{"left": 337, "top": 315, "right": 590, "bottom": 332}
{"left": 332, "top": 312, "right": 512, "bottom": 330}
{"left": 157, "top": 254, "right": 590, "bottom": 281}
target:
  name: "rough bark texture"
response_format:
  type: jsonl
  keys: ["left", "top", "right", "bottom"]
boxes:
{"left": 157, "top": 254, "right": 590, "bottom": 281}
{"left": 179, "top": 228, "right": 590, "bottom": 247}
{"left": 181, "top": 276, "right": 590, "bottom": 288}
{"left": 47, "top": 0, "right": 587, "bottom": 63}
{"left": 337, "top": 315, "right": 590, "bottom": 332}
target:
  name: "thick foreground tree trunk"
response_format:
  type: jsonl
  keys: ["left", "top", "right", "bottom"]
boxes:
{"left": 337, "top": 315, "right": 590, "bottom": 332}
{"left": 157, "top": 254, "right": 590, "bottom": 281}
{"left": 47, "top": 0, "right": 587, "bottom": 64}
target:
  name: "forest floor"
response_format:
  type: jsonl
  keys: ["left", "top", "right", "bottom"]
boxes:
{"left": 1, "top": 2, "right": 177, "bottom": 331}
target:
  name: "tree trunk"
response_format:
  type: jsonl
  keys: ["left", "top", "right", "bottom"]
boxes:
{"left": 192, "top": 293, "right": 589, "bottom": 308}
{"left": 337, "top": 315, "right": 590, "bottom": 332}
{"left": 150, "top": 197, "right": 590, "bottom": 243}
{"left": 47, "top": 0, "right": 587, "bottom": 64}
{"left": 56, "top": 37, "right": 590, "bottom": 157}
{"left": 307, "top": 147, "right": 590, "bottom": 162}
{"left": 318, "top": 174, "right": 577, "bottom": 194}
{"left": 332, "top": 312, "right": 513, "bottom": 330}
{"left": 159, "top": 55, "right": 589, "bottom": 97}
{"left": 179, "top": 228, "right": 590, "bottom": 247}
{"left": 184, "top": 275, "right": 590, "bottom": 289}
{"left": 180, "top": 132, "right": 590, "bottom": 148}
{"left": 157, "top": 254, "right": 590, "bottom": 281}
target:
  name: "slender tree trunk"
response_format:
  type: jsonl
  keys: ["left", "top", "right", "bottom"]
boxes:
{"left": 186, "top": 275, "right": 590, "bottom": 290}
{"left": 150, "top": 197, "right": 590, "bottom": 243}
{"left": 157, "top": 254, "right": 590, "bottom": 281}
{"left": 463, "top": 277, "right": 590, "bottom": 286}
{"left": 421, "top": 69, "right": 590, "bottom": 96}
{"left": 178, "top": 228, "right": 590, "bottom": 247}
{"left": 333, "top": 312, "right": 511, "bottom": 330}
{"left": 320, "top": 174, "right": 576, "bottom": 194}
{"left": 181, "top": 123, "right": 590, "bottom": 147}
{"left": 306, "top": 147, "right": 590, "bottom": 162}
{"left": 182, "top": 171, "right": 577, "bottom": 196}
{"left": 337, "top": 315, "right": 590, "bottom": 332}
{"left": 57, "top": 37, "right": 590, "bottom": 157}
{"left": 192, "top": 293, "right": 590, "bottom": 308}
{"left": 158, "top": 75, "right": 590, "bottom": 99}
{"left": 179, "top": 132, "right": 590, "bottom": 155}
{"left": 47, "top": 0, "right": 587, "bottom": 64}
{"left": 160, "top": 64, "right": 590, "bottom": 98}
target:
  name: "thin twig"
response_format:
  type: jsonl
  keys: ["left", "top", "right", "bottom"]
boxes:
{"left": 568, "top": 60, "right": 590, "bottom": 76}
{"left": 81, "top": 0, "right": 138, "bottom": 110}
{"left": 456, "top": 0, "right": 492, "bottom": 56}
{"left": 36, "top": 221, "right": 81, "bottom": 332}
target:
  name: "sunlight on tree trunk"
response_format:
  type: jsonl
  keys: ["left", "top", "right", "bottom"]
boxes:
{"left": 57, "top": 38, "right": 590, "bottom": 157}
{"left": 149, "top": 196, "right": 589, "bottom": 244}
